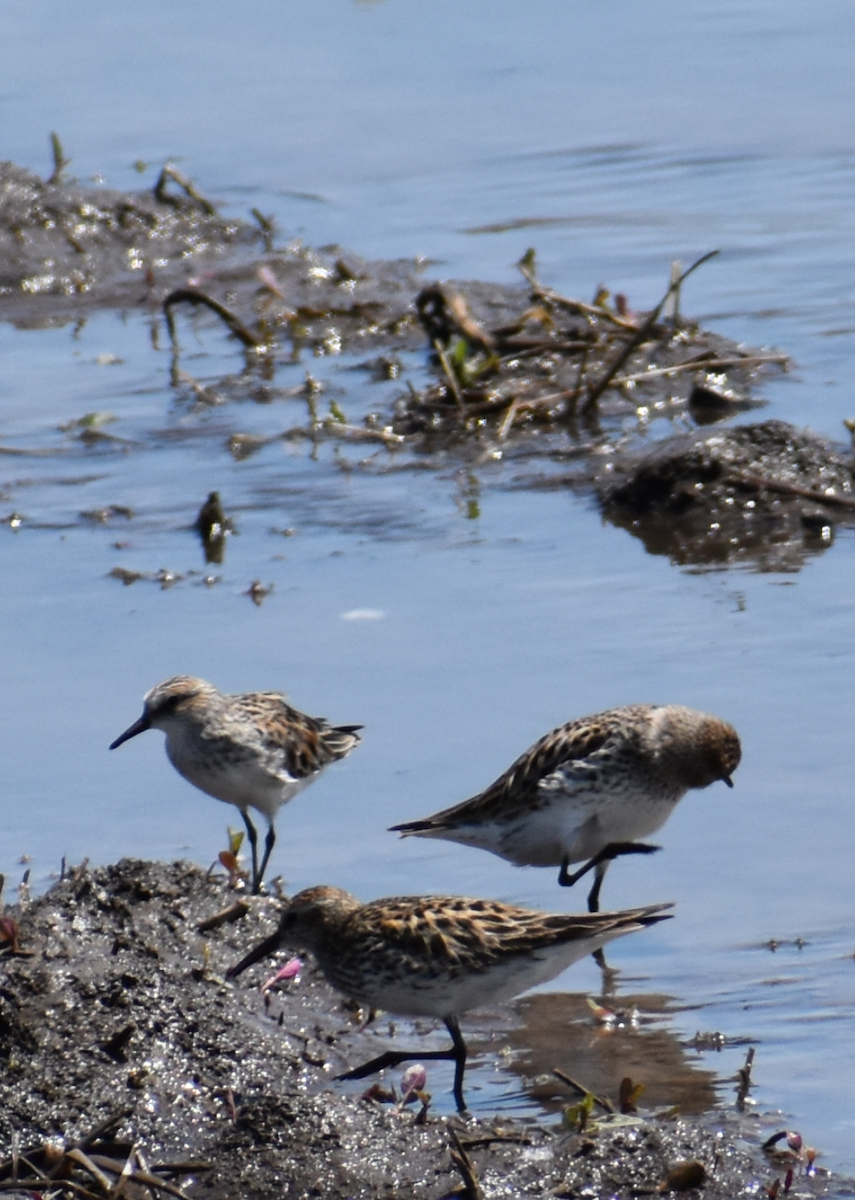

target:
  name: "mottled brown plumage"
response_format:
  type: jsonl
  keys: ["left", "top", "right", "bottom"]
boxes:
{"left": 228, "top": 884, "right": 673, "bottom": 1110}
{"left": 110, "top": 676, "right": 361, "bottom": 892}
{"left": 392, "top": 704, "right": 740, "bottom": 910}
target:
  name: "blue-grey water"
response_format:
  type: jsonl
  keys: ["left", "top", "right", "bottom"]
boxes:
{"left": 3, "top": 0, "right": 855, "bottom": 1174}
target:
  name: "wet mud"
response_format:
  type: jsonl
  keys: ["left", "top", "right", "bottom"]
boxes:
{"left": 597, "top": 419, "right": 854, "bottom": 571}
{"left": 0, "top": 860, "right": 845, "bottom": 1200}
{"left": 2, "top": 164, "right": 851, "bottom": 1189}
{"left": 4, "top": 158, "right": 853, "bottom": 574}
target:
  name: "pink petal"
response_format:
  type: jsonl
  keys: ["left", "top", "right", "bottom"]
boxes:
{"left": 401, "top": 1064, "right": 427, "bottom": 1097}
{"left": 261, "top": 957, "right": 303, "bottom": 992}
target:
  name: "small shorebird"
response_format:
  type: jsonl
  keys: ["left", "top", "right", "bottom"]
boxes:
{"left": 227, "top": 885, "right": 672, "bottom": 1111}
{"left": 391, "top": 704, "right": 740, "bottom": 911}
{"left": 110, "top": 676, "right": 362, "bottom": 893}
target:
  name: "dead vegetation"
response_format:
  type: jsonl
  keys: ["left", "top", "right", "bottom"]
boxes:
{"left": 0, "top": 859, "right": 844, "bottom": 1200}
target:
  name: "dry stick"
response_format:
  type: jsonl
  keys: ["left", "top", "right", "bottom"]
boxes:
{"left": 48, "top": 132, "right": 71, "bottom": 185}
{"left": 63, "top": 1149, "right": 114, "bottom": 1194}
{"left": 552, "top": 1068, "right": 614, "bottom": 1113}
{"left": 87, "top": 1157, "right": 191, "bottom": 1200}
{"left": 580, "top": 250, "right": 720, "bottom": 415}
{"left": 518, "top": 261, "right": 638, "bottom": 332}
{"left": 497, "top": 385, "right": 591, "bottom": 434}
{"left": 497, "top": 398, "right": 522, "bottom": 441}
{"left": 197, "top": 900, "right": 251, "bottom": 933}
{"left": 173, "top": 368, "right": 223, "bottom": 407}
{"left": 78, "top": 1110, "right": 133, "bottom": 1152}
{"left": 448, "top": 1128, "right": 483, "bottom": 1200}
{"left": 730, "top": 472, "right": 855, "bottom": 509}
{"left": 320, "top": 420, "right": 405, "bottom": 446}
{"left": 7, "top": 1153, "right": 46, "bottom": 1182}
{"left": 153, "top": 165, "right": 218, "bottom": 216}
{"left": 457, "top": 1134, "right": 532, "bottom": 1150}
{"left": 736, "top": 1046, "right": 755, "bottom": 1110}
{"left": 133, "top": 1145, "right": 159, "bottom": 1200}
{"left": 163, "top": 289, "right": 263, "bottom": 351}
{"left": 0, "top": 1181, "right": 102, "bottom": 1199}
{"left": 109, "top": 1144, "right": 137, "bottom": 1200}
{"left": 433, "top": 339, "right": 466, "bottom": 412}
{"left": 496, "top": 338, "right": 594, "bottom": 364}
{"left": 569, "top": 343, "right": 592, "bottom": 413}
{"left": 613, "top": 352, "right": 789, "bottom": 387}
{"left": 669, "top": 259, "right": 682, "bottom": 329}
{"left": 153, "top": 1162, "right": 213, "bottom": 1177}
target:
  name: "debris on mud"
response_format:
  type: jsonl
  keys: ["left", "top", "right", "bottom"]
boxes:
{"left": 0, "top": 860, "right": 848, "bottom": 1199}
{"left": 390, "top": 253, "right": 783, "bottom": 444}
{"left": 597, "top": 419, "right": 853, "bottom": 570}
{"left": 0, "top": 160, "right": 260, "bottom": 318}
{"left": 4, "top": 155, "right": 851, "bottom": 575}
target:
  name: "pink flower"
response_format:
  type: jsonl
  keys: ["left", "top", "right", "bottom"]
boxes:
{"left": 400, "top": 1064, "right": 427, "bottom": 1102}
{"left": 261, "top": 957, "right": 303, "bottom": 993}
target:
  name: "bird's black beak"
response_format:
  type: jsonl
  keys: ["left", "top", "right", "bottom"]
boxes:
{"left": 109, "top": 714, "right": 151, "bottom": 750}
{"left": 227, "top": 929, "right": 284, "bottom": 980}
{"left": 723, "top": 775, "right": 734, "bottom": 788}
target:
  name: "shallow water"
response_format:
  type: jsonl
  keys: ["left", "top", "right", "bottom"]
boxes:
{"left": 3, "top": 0, "right": 855, "bottom": 1177}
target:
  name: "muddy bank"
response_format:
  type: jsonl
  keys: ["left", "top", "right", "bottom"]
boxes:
{"left": 0, "top": 860, "right": 844, "bottom": 1199}
{"left": 7, "top": 157, "right": 850, "bottom": 574}
{"left": 595, "top": 419, "right": 855, "bottom": 571}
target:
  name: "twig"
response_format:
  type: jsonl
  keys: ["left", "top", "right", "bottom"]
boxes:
{"left": 163, "top": 289, "right": 263, "bottom": 351}
{"left": 497, "top": 398, "right": 522, "bottom": 441}
{"left": 197, "top": 900, "right": 251, "bottom": 933}
{"left": 433, "top": 340, "right": 466, "bottom": 412}
{"left": 581, "top": 250, "right": 720, "bottom": 414}
{"left": 153, "top": 165, "right": 217, "bottom": 216}
{"left": 730, "top": 473, "right": 855, "bottom": 509}
{"left": 87, "top": 1157, "right": 192, "bottom": 1200}
{"left": 517, "top": 258, "right": 638, "bottom": 332}
{"left": 448, "top": 1128, "right": 483, "bottom": 1200}
{"left": 612, "top": 352, "right": 789, "bottom": 387}
{"left": 669, "top": 259, "right": 682, "bottom": 329}
{"left": 552, "top": 1068, "right": 614, "bottom": 1113}
{"left": 48, "top": 132, "right": 71, "bottom": 184}
{"left": 456, "top": 1134, "right": 532, "bottom": 1150}
{"left": 496, "top": 338, "right": 593, "bottom": 364}
{"left": 109, "top": 1143, "right": 136, "bottom": 1200}
{"left": 735, "top": 1046, "right": 755, "bottom": 1110}
{"left": 172, "top": 368, "right": 223, "bottom": 407}
{"left": 78, "top": 1109, "right": 133, "bottom": 1151}
{"left": 62, "top": 1149, "right": 113, "bottom": 1193}
{"left": 569, "top": 343, "right": 592, "bottom": 411}
{"left": 0, "top": 1180, "right": 101, "bottom": 1198}
{"left": 320, "top": 420, "right": 405, "bottom": 446}
{"left": 496, "top": 387, "right": 584, "bottom": 435}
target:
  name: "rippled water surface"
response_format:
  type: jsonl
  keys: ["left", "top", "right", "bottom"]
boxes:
{"left": 3, "top": 0, "right": 855, "bottom": 1176}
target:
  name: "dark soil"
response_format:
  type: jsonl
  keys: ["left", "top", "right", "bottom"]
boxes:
{"left": 0, "top": 860, "right": 847, "bottom": 1199}
{"left": 9, "top": 158, "right": 844, "bottom": 572}
{"left": 597, "top": 419, "right": 855, "bottom": 570}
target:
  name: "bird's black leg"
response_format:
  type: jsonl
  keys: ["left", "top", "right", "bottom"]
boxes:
{"left": 241, "top": 810, "right": 261, "bottom": 894}
{"left": 446, "top": 1015, "right": 469, "bottom": 1112}
{"left": 558, "top": 842, "right": 662, "bottom": 893}
{"left": 255, "top": 821, "right": 276, "bottom": 895}
{"left": 587, "top": 860, "right": 608, "bottom": 914}
{"left": 337, "top": 1017, "right": 471, "bottom": 1112}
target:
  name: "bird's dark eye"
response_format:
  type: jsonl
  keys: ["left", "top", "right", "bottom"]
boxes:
{"left": 154, "top": 692, "right": 184, "bottom": 716}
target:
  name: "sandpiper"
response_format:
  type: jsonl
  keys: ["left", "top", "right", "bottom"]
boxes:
{"left": 110, "top": 676, "right": 362, "bottom": 893}
{"left": 227, "top": 885, "right": 672, "bottom": 1110}
{"left": 391, "top": 704, "right": 740, "bottom": 911}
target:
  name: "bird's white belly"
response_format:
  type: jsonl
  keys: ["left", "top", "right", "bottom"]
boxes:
{"left": 493, "top": 790, "right": 679, "bottom": 867}
{"left": 166, "top": 746, "right": 301, "bottom": 817}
